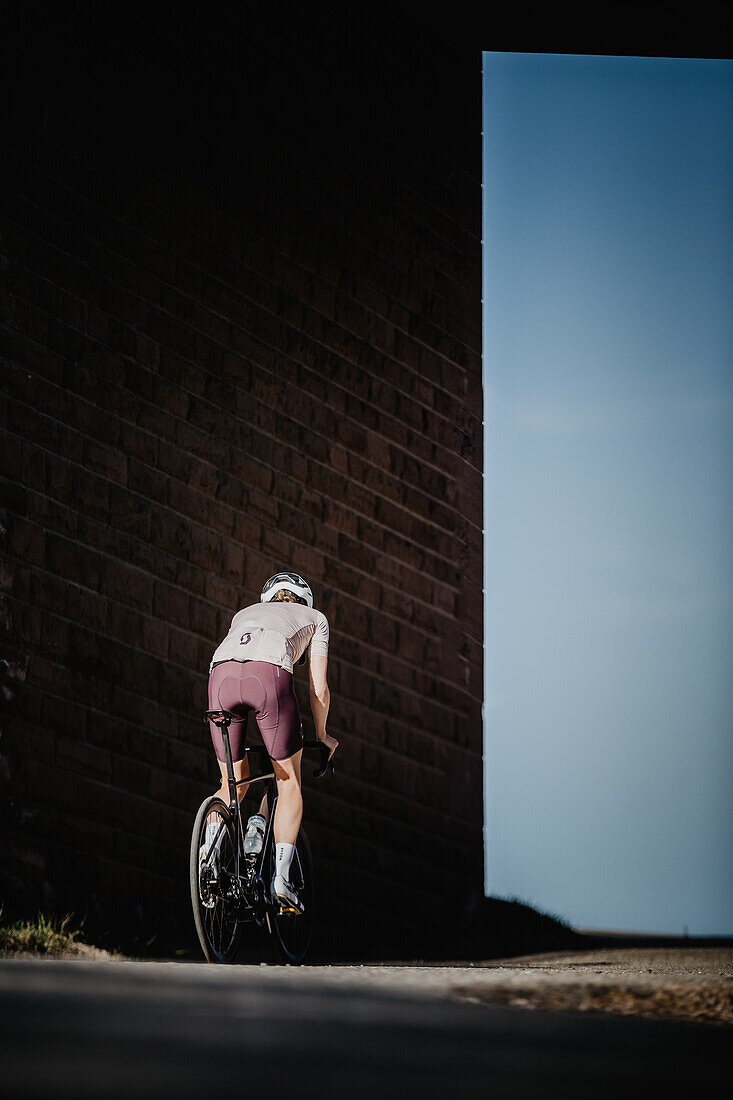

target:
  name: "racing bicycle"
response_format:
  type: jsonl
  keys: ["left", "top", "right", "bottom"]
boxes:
{"left": 190, "top": 708, "right": 333, "bottom": 964}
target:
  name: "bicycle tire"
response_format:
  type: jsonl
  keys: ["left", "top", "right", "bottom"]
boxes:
{"left": 267, "top": 824, "right": 314, "bottom": 965}
{"left": 190, "top": 795, "right": 241, "bottom": 963}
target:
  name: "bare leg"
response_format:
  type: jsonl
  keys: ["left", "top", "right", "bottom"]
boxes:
{"left": 272, "top": 749, "right": 303, "bottom": 846}
{"left": 214, "top": 756, "right": 249, "bottom": 805}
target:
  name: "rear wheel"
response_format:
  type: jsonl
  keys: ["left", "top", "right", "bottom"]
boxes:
{"left": 190, "top": 795, "right": 241, "bottom": 963}
{"left": 267, "top": 825, "right": 314, "bottom": 964}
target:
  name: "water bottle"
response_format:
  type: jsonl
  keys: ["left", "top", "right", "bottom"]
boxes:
{"left": 244, "top": 813, "right": 266, "bottom": 858}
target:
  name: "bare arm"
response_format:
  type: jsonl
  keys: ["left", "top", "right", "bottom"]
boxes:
{"left": 309, "top": 653, "right": 338, "bottom": 759}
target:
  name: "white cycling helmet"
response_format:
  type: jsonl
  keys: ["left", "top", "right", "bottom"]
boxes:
{"left": 260, "top": 572, "right": 314, "bottom": 608}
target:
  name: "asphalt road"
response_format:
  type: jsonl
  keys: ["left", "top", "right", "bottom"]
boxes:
{"left": 0, "top": 958, "right": 728, "bottom": 1099}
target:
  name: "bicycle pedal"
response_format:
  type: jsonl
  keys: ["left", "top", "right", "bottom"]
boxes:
{"left": 277, "top": 903, "right": 303, "bottom": 916}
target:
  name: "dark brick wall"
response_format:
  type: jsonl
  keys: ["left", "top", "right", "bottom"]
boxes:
{"left": 1, "top": 6, "right": 482, "bottom": 956}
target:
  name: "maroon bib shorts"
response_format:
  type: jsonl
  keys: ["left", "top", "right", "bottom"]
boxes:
{"left": 208, "top": 659, "right": 303, "bottom": 762}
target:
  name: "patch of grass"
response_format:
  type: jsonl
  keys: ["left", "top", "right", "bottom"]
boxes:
{"left": 501, "top": 894, "right": 575, "bottom": 932}
{"left": 0, "top": 908, "right": 86, "bottom": 956}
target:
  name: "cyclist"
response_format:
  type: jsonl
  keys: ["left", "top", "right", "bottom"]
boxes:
{"left": 205, "top": 572, "right": 337, "bottom": 913}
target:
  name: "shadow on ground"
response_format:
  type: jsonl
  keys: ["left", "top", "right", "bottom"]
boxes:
{"left": 5, "top": 893, "right": 729, "bottom": 967}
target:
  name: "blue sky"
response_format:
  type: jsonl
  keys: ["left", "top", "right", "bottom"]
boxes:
{"left": 482, "top": 53, "right": 732, "bottom": 934}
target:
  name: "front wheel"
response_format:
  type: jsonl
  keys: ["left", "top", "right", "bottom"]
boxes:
{"left": 190, "top": 795, "right": 241, "bottom": 963}
{"left": 267, "top": 825, "right": 314, "bottom": 964}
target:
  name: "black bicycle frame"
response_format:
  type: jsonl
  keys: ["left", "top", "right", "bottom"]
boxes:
{"left": 203, "top": 707, "right": 333, "bottom": 890}
{"left": 205, "top": 710, "right": 274, "bottom": 881}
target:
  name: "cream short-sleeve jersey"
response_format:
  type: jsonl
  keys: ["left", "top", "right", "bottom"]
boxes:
{"left": 209, "top": 601, "right": 329, "bottom": 675}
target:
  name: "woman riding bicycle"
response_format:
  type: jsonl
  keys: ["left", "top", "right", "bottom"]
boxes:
{"left": 206, "top": 572, "right": 337, "bottom": 913}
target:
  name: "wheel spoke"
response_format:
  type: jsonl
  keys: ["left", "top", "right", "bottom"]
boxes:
{"left": 268, "top": 826, "right": 313, "bottom": 964}
{"left": 190, "top": 797, "right": 241, "bottom": 962}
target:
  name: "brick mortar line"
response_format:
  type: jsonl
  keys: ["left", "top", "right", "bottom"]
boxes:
{"left": 331, "top": 134, "right": 482, "bottom": 241}
{"left": 1, "top": 217, "right": 479, "bottom": 503}
{"left": 2, "top": 347, "right": 464, "bottom": 567}
{"left": 245, "top": 140, "right": 481, "bottom": 296}
{"left": 7, "top": 567, "right": 484, "bottom": 739}
{"left": 5, "top": 129, "right": 482, "bottom": 424}
{"left": 311, "top": 849, "right": 473, "bottom": 899}
{"left": 3, "top": 792, "right": 184, "bottom": 844}
{"left": 4, "top": 795, "right": 474, "bottom": 897}
{"left": 7, "top": 696, "right": 482, "bottom": 839}
{"left": 193, "top": 181, "right": 482, "bottom": 410}
{"left": 3, "top": 214, "right": 471, "bottom": 487}
{"left": 3, "top": 244, "right": 470, "bottom": 498}
{"left": 12, "top": 730, "right": 480, "bottom": 862}
{"left": 2, "top": 388, "right": 467, "bottom": 596}
{"left": 7, "top": 693, "right": 481, "bottom": 844}
{"left": 3, "top": 428, "right": 468, "bottom": 630}
{"left": 3, "top": 358, "right": 470, "bottom": 571}
{"left": 7, "top": 731, "right": 207, "bottom": 789}
{"left": 262, "top": 131, "right": 481, "bottom": 258}
{"left": 324, "top": 684, "right": 480, "bottom": 754}
{"left": 44, "top": 108, "right": 482, "bottom": 324}
{"left": 5, "top": 548, "right": 482, "bottom": 719}
{"left": 3, "top": 329, "right": 480, "bottom": 566}
{"left": 7, "top": 774, "right": 479, "bottom": 891}
{"left": 4, "top": 677, "right": 207, "bottom": 759}
{"left": 183, "top": 249, "right": 480, "bottom": 436}
{"left": 12, "top": 744, "right": 205, "bottom": 811}
{"left": 370, "top": 129, "right": 482, "bottom": 236}
{"left": 42, "top": 33, "right": 481, "bottom": 255}
{"left": 8, "top": 566, "right": 483, "bottom": 724}
{"left": 8, "top": 677, "right": 480, "bottom": 835}
{"left": 3, "top": 474, "right": 471, "bottom": 682}
{"left": 292, "top": 108, "right": 481, "bottom": 227}
{"left": 6, "top": 788, "right": 191, "bottom": 847}
{"left": 4, "top": 320, "right": 480, "bottom": 557}
{"left": 309, "top": 150, "right": 481, "bottom": 272}
{"left": 14, "top": 178, "right": 481, "bottom": 474}
{"left": 296, "top": 768, "right": 482, "bottom": 847}
{"left": 8, "top": 769, "right": 203, "bottom": 846}
{"left": 4, "top": 267, "right": 471, "bottom": 511}
{"left": 7, "top": 586, "right": 481, "bottom": 742}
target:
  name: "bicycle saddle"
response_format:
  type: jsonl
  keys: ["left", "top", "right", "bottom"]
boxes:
{"left": 203, "top": 709, "right": 247, "bottom": 725}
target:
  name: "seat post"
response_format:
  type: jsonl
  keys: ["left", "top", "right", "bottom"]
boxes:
{"left": 219, "top": 717, "right": 238, "bottom": 812}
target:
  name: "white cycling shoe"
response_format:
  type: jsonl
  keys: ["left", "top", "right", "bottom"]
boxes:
{"left": 199, "top": 821, "right": 223, "bottom": 875}
{"left": 271, "top": 874, "right": 304, "bottom": 915}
